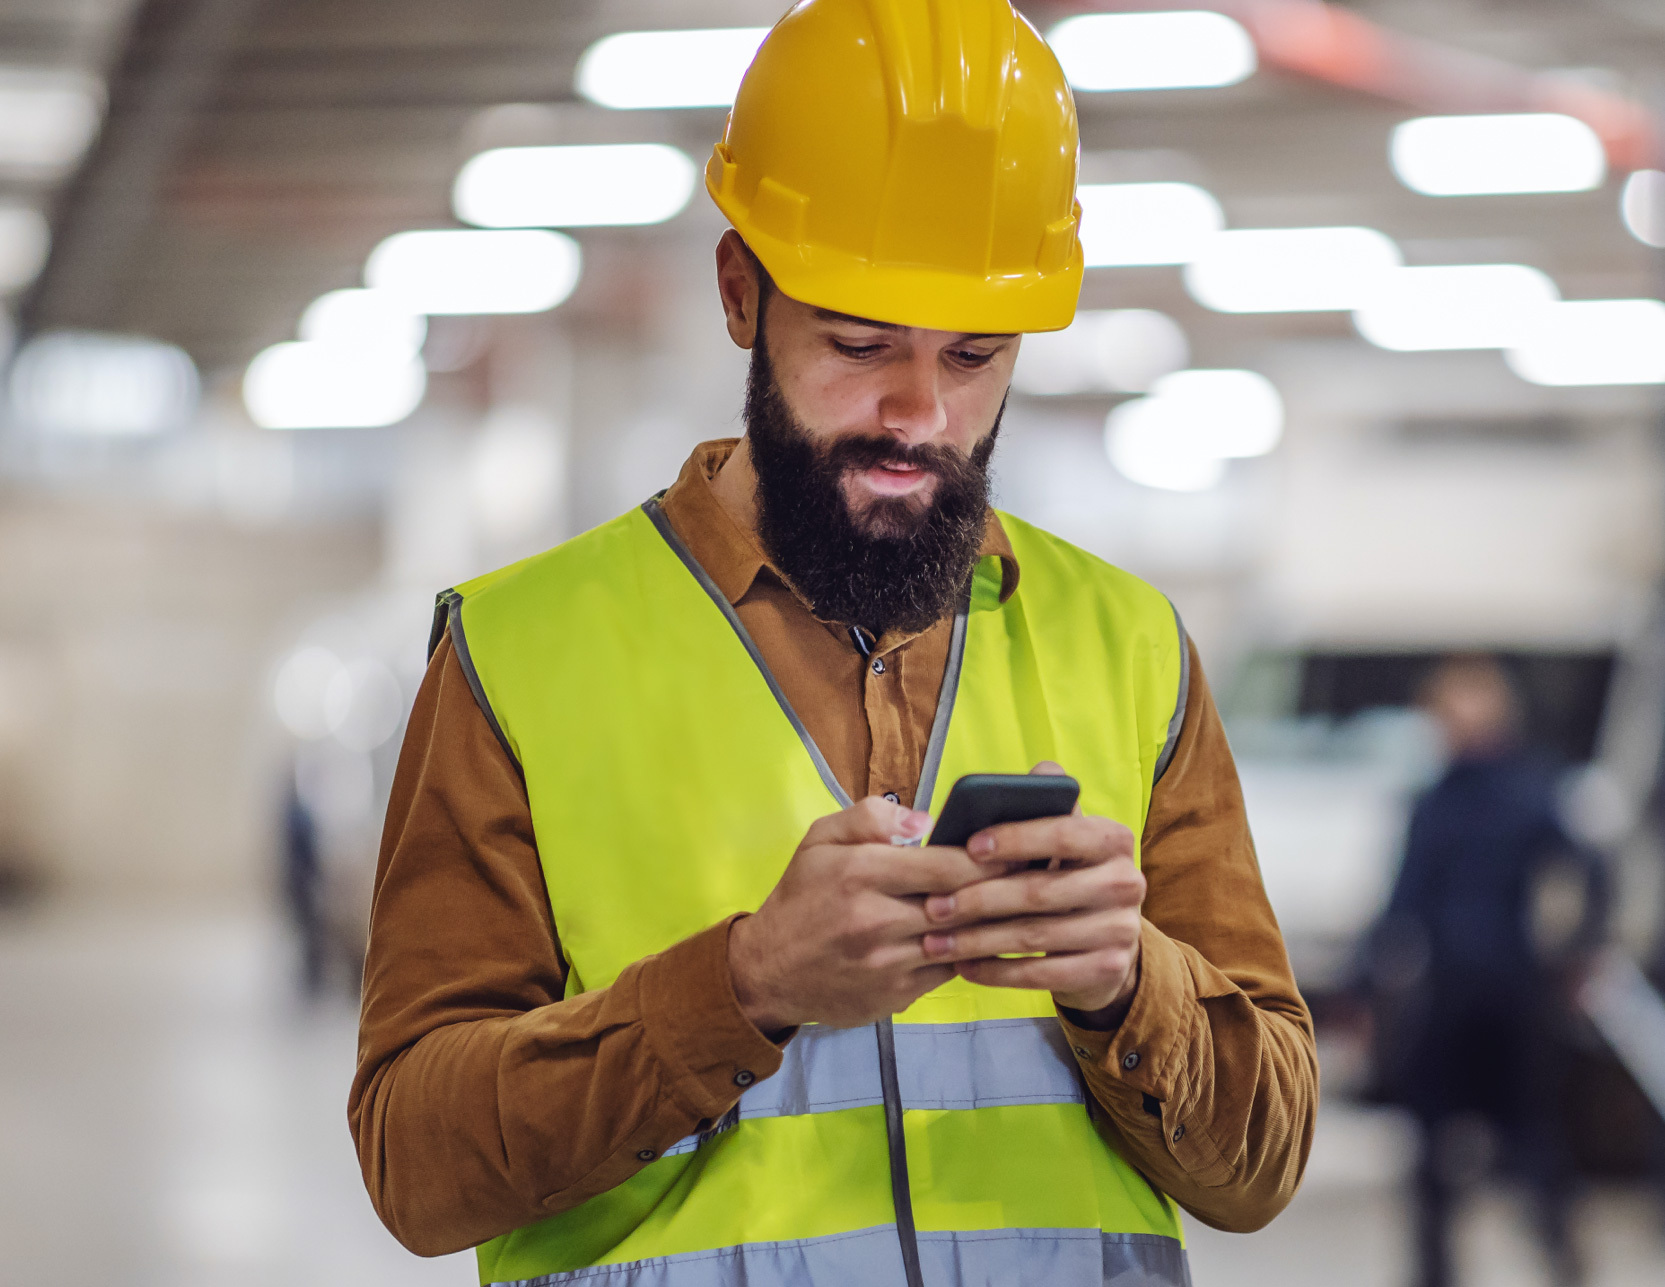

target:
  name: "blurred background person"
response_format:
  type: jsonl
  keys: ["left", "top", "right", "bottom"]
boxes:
{"left": 1369, "top": 657, "right": 1609, "bottom": 1287}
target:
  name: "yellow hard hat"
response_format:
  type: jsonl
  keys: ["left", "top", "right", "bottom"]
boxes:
{"left": 706, "top": 0, "right": 1083, "bottom": 334}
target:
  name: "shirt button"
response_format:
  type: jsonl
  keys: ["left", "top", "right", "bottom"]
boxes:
{"left": 1171, "top": 1125, "right": 1186, "bottom": 1143}
{"left": 871, "top": 657, "right": 886, "bottom": 675}
{"left": 636, "top": 1148, "right": 656, "bottom": 1161}
{"left": 883, "top": 791, "right": 900, "bottom": 804}
{"left": 734, "top": 1069, "right": 756, "bottom": 1087}
{"left": 1121, "top": 1051, "right": 1140, "bottom": 1071}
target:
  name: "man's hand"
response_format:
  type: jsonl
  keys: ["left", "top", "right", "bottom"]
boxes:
{"left": 728, "top": 796, "right": 991, "bottom": 1032}
{"left": 917, "top": 767, "right": 1146, "bottom": 1017}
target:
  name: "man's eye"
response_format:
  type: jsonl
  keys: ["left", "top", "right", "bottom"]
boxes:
{"left": 832, "top": 340, "right": 885, "bottom": 358}
{"left": 953, "top": 349, "right": 997, "bottom": 367}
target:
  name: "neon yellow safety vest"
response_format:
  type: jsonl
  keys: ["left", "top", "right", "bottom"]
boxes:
{"left": 437, "top": 498, "right": 1193, "bottom": 1287}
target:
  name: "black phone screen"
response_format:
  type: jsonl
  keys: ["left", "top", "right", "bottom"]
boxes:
{"left": 926, "top": 773, "right": 1080, "bottom": 849}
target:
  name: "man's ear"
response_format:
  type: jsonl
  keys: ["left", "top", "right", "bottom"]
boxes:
{"left": 715, "top": 229, "right": 762, "bottom": 350}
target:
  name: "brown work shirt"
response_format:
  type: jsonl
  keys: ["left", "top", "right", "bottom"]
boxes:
{"left": 351, "top": 440, "right": 1317, "bottom": 1257}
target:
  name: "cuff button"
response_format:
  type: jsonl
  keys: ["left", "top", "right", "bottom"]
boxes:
{"left": 636, "top": 1148, "right": 657, "bottom": 1161}
{"left": 1120, "top": 1051, "right": 1140, "bottom": 1071}
{"left": 734, "top": 1069, "right": 756, "bottom": 1087}
{"left": 1073, "top": 1045, "right": 1091, "bottom": 1059}
{"left": 1171, "top": 1125, "right": 1185, "bottom": 1143}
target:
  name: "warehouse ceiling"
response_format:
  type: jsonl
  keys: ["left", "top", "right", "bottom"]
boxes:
{"left": 5, "top": 0, "right": 1665, "bottom": 375}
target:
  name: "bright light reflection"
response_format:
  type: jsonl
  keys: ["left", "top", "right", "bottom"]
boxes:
{"left": 274, "top": 646, "right": 346, "bottom": 740}
{"left": 455, "top": 144, "right": 697, "bottom": 228}
{"left": 9, "top": 331, "right": 198, "bottom": 436}
{"left": 576, "top": 28, "right": 770, "bottom": 110}
{"left": 1105, "top": 369, "right": 1283, "bottom": 492}
{"left": 1184, "top": 226, "right": 1401, "bottom": 313}
{"left": 1505, "top": 299, "right": 1665, "bottom": 386}
{"left": 299, "top": 288, "right": 426, "bottom": 357}
{"left": 1621, "top": 170, "right": 1665, "bottom": 248}
{"left": 1049, "top": 12, "right": 1256, "bottom": 92}
{"left": 244, "top": 342, "right": 426, "bottom": 430}
{"left": 0, "top": 203, "right": 49, "bottom": 293}
{"left": 1354, "top": 264, "right": 1560, "bottom": 351}
{"left": 0, "top": 67, "right": 103, "bottom": 171}
{"left": 1391, "top": 113, "right": 1606, "bottom": 196}
{"left": 1077, "top": 182, "right": 1224, "bottom": 267}
{"left": 1013, "top": 309, "right": 1189, "bottom": 395}
{"left": 365, "top": 229, "right": 581, "bottom": 315}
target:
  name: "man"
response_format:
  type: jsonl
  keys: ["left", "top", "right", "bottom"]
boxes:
{"left": 351, "top": 3, "right": 1316, "bottom": 1284}
{"left": 1371, "top": 657, "right": 1606, "bottom": 1287}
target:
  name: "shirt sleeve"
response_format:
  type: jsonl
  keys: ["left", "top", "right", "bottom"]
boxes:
{"left": 349, "top": 631, "right": 789, "bottom": 1257}
{"left": 1057, "top": 638, "right": 1319, "bottom": 1233}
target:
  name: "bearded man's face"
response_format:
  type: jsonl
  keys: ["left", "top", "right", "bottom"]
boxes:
{"left": 745, "top": 325, "right": 1007, "bottom": 637}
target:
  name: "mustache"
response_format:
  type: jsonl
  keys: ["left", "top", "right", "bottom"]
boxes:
{"left": 822, "top": 434, "right": 981, "bottom": 478}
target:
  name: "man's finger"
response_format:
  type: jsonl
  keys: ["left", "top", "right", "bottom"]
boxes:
{"left": 967, "top": 812, "right": 1133, "bottom": 867}
{"left": 802, "top": 796, "right": 930, "bottom": 849}
{"left": 928, "top": 859, "right": 1145, "bottom": 925}
{"left": 859, "top": 844, "right": 990, "bottom": 897}
{"left": 922, "top": 909, "right": 1137, "bottom": 962}
{"left": 953, "top": 947, "right": 1134, "bottom": 993}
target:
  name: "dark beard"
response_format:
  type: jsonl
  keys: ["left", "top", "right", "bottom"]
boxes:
{"left": 744, "top": 339, "right": 1000, "bottom": 636}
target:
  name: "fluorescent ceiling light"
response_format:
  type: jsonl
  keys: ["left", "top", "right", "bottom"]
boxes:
{"left": 1104, "top": 368, "right": 1282, "bottom": 492}
{"left": 1049, "top": 11, "right": 1256, "bottom": 92}
{"left": 1505, "top": 299, "right": 1665, "bottom": 386}
{"left": 1184, "top": 226, "right": 1401, "bottom": 313}
{"left": 8, "top": 330, "right": 198, "bottom": 436}
{"left": 1354, "top": 264, "right": 1560, "bottom": 351}
{"left": 244, "top": 342, "right": 427, "bottom": 430}
{"left": 1391, "top": 113, "right": 1606, "bottom": 196}
{"left": 299, "top": 288, "right": 426, "bottom": 358}
{"left": 0, "top": 67, "right": 103, "bottom": 172}
{"left": 0, "top": 203, "right": 49, "bottom": 293}
{"left": 1013, "top": 309, "right": 1188, "bottom": 396}
{"left": 1077, "top": 182, "right": 1223, "bottom": 267}
{"left": 576, "top": 28, "right": 770, "bottom": 110}
{"left": 1621, "top": 170, "right": 1665, "bottom": 248}
{"left": 454, "top": 144, "right": 697, "bottom": 228}
{"left": 365, "top": 229, "right": 581, "bottom": 315}
{"left": 1149, "top": 369, "right": 1284, "bottom": 458}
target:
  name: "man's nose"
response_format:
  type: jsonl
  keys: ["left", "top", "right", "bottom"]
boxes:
{"left": 876, "top": 346, "right": 948, "bottom": 445}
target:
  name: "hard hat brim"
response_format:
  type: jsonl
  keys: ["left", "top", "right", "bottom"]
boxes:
{"left": 712, "top": 182, "right": 1085, "bottom": 336}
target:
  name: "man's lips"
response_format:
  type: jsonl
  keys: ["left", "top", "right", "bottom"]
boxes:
{"left": 855, "top": 461, "right": 934, "bottom": 496}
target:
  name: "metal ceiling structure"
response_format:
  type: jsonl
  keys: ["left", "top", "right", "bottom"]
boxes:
{"left": 5, "top": 0, "right": 1665, "bottom": 377}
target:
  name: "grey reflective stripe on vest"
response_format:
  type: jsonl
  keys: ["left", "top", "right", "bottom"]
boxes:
{"left": 1151, "top": 603, "right": 1190, "bottom": 786}
{"left": 484, "top": 1226, "right": 1189, "bottom": 1287}
{"left": 663, "top": 1018, "right": 1085, "bottom": 1155}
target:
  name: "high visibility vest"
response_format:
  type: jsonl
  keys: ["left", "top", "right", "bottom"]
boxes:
{"left": 438, "top": 498, "right": 1192, "bottom": 1287}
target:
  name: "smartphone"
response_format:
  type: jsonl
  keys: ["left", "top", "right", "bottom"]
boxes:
{"left": 926, "top": 773, "right": 1080, "bottom": 861}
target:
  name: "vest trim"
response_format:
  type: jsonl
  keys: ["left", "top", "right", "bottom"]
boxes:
{"left": 1152, "top": 604, "right": 1190, "bottom": 786}
{"left": 434, "top": 589, "right": 520, "bottom": 773}
{"left": 483, "top": 1226, "right": 1189, "bottom": 1287}
{"left": 642, "top": 498, "right": 853, "bottom": 809}
{"left": 662, "top": 1017, "right": 1086, "bottom": 1155}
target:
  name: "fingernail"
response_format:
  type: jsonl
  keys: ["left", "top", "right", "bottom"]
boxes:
{"left": 903, "top": 810, "right": 931, "bottom": 835}
{"left": 925, "top": 894, "right": 955, "bottom": 921}
{"left": 923, "top": 932, "right": 953, "bottom": 957}
{"left": 968, "top": 833, "right": 995, "bottom": 857}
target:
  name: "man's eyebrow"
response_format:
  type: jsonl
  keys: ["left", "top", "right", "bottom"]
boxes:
{"left": 810, "top": 307, "right": 1016, "bottom": 342}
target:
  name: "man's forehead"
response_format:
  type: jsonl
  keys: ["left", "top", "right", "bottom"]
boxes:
{"left": 810, "top": 306, "right": 1015, "bottom": 343}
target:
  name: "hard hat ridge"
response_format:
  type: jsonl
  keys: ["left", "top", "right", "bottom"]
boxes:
{"left": 707, "top": 0, "right": 1084, "bottom": 333}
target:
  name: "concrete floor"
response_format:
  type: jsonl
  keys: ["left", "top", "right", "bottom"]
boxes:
{"left": 1, "top": 902, "right": 1660, "bottom": 1287}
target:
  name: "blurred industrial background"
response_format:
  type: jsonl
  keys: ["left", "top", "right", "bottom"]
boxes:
{"left": 3, "top": 1, "right": 1665, "bottom": 1283}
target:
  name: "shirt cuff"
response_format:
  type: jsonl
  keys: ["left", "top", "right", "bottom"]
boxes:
{"left": 1058, "top": 919, "right": 1191, "bottom": 1101}
{"left": 637, "top": 914, "right": 791, "bottom": 1122}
